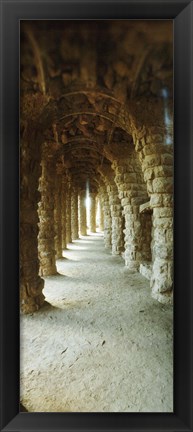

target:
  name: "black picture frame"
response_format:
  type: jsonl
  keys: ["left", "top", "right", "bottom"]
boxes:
{"left": 1, "top": 1, "right": 193, "bottom": 431}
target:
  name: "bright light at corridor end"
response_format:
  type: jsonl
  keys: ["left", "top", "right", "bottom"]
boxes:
{"left": 85, "top": 179, "right": 90, "bottom": 210}
{"left": 85, "top": 196, "right": 91, "bottom": 210}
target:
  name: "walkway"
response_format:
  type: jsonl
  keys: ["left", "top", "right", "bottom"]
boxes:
{"left": 20, "top": 232, "right": 173, "bottom": 412}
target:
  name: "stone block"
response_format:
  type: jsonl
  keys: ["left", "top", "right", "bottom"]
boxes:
{"left": 143, "top": 144, "right": 161, "bottom": 156}
{"left": 123, "top": 205, "right": 133, "bottom": 214}
{"left": 115, "top": 165, "right": 127, "bottom": 175}
{"left": 166, "top": 228, "right": 173, "bottom": 242}
{"left": 153, "top": 243, "right": 173, "bottom": 260}
{"left": 123, "top": 173, "right": 137, "bottom": 183}
{"left": 153, "top": 227, "right": 167, "bottom": 243}
{"left": 144, "top": 168, "right": 154, "bottom": 182}
{"left": 154, "top": 165, "right": 173, "bottom": 178}
{"left": 118, "top": 191, "right": 124, "bottom": 199}
{"left": 123, "top": 190, "right": 138, "bottom": 198}
{"left": 135, "top": 139, "right": 143, "bottom": 152}
{"left": 152, "top": 177, "right": 173, "bottom": 193}
{"left": 153, "top": 207, "right": 173, "bottom": 218}
{"left": 142, "top": 154, "right": 161, "bottom": 171}
{"left": 121, "top": 197, "right": 131, "bottom": 206}
{"left": 153, "top": 217, "right": 173, "bottom": 229}
{"left": 147, "top": 180, "right": 153, "bottom": 194}
{"left": 162, "top": 194, "right": 173, "bottom": 207}
{"left": 161, "top": 153, "right": 173, "bottom": 165}
{"left": 115, "top": 174, "right": 124, "bottom": 184}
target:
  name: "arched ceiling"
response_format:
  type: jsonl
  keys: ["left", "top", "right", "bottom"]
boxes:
{"left": 20, "top": 20, "right": 173, "bottom": 192}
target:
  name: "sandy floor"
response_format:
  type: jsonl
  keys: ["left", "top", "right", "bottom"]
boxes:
{"left": 20, "top": 232, "right": 173, "bottom": 413}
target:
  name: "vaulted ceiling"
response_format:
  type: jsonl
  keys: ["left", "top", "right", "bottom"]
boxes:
{"left": 20, "top": 20, "right": 173, "bottom": 191}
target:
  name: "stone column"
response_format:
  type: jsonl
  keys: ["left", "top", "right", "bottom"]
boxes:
{"left": 100, "top": 185, "right": 112, "bottom": 248}
{"left": 38, "top": 158, "right": 57, "bottom": 276}
{"left": 71, "top": 185, "right": 79, "bottom": 240}
{"left": 132, "top": 122, "right": 173, "bottom": 303}
{"left": 61, "top": 174, "right": 67, "bottom": 250}
{"left": 79, "top": 190, "right": 87, "bottom": 235}
{"left": 98, "top": 197, "right": 104, "bottom": 231}
{"left": 107, "top": 180, "right": 124, "bottom": 256}
{"left": 20, "top": 131, "right": 45, "bottom": 313}
{"left": 54, "top": 173, "right": 62, "bottom": 259}
{"left": 89, "top": 192, "right": 96, "bottom": 232}
{"left": 66, "top": 179, "right": 72, "bottom": 244}
{"left": 113, "top": 156, "right": 148, "bottom": 270}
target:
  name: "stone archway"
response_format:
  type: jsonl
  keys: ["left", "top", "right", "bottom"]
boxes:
{"left": 20, "top": 20, "right": 173, "bottom": 312}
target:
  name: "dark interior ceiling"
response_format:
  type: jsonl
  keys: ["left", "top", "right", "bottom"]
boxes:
{"left": 20, "top": 20, "right": 173, "bottom": 192}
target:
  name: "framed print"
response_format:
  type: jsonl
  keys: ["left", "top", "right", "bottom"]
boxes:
{"left": 1, "top": 1, "right": 193, "bottom": 431}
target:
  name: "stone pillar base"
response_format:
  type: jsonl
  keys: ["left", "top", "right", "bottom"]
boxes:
{"left": 151, "top": 288, "right": 173, "bottom": 305}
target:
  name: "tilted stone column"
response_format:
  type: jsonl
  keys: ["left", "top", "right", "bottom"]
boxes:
{"left": 38, "top": 157, "right": 57, "bottom": 276}
{"left": 66, "top": 178, "right": 72, "bottom": 244}
{"left": 71, "top": 185, "right": 79, "bottom": 240}
{"left": 20, "top": 131, "right": 45, "bottom": 313}
{"left": 78, "top": 190, "right": 87, "bottom": 235}
{"left": 89, "top": 192, "right": 96, "bottom": 232}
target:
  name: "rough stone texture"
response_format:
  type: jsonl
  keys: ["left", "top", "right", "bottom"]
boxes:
{"left": 20, "top": 130, "right": 45, "bottom": 314}
{"left": 89, "top": 192, "right": 96, "bottom": 232}
{"left": 61, "top": 175, "right": 67, "bottom": 250}
{"left": 113, "top": 155, "right": 148, "bottom": 270}
{"left": 140, "top": 211, "right": 153, "bottom": 262}
{"left": 139, "top": 262, "right": 152, "bottom": 280}
{"left": 20, "top": 21, "right": 173, "bottom": 310}
{"left": 99, "top": 185, "right": 112, "bottom": 248}
{"left": 106, "top": 179, "right": 124, "bottom": 256}
{"left": 132, "top": 124, "right": 173, "bottom": 304}
{"left": 38, "top": 158, "right": 57, "bottom": 276}
{"left": 98, "top": 197, "right": 104, "bottom": 231}
{"left": 66, "top": 178, "right": 72, "bottom": 245}
{"left": 78, "top": 190, "right": 87, "bottom": 236}
{"left": 54, "top": 173, "right": 63, "bottom": 259}
{"left": 71, "top": 185, "right": 79, "bottom": 240}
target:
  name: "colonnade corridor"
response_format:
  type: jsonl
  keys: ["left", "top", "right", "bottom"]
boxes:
{"left": 20, "top": 231, "right": 173, "bottom": 413}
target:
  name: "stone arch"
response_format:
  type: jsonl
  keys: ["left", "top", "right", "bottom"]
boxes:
{"left": 20, "top": 20, "right": 173, "bottom": 311}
